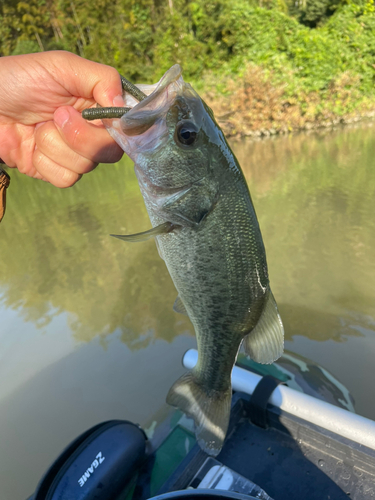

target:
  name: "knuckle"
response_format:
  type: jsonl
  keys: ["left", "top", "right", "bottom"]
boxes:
{"left": 32, "top": 149, "right": 80, "bottom": 188}
{"left": 36, "top": 124, "right": 56, "bottom": 152}
{"left": 33, "top": 148, "right": 45, "bottom": 169}
{"left": 109, "top": 67, "right": 121, "bottom": 82}
{"left": 99, "top": 64, "right": 120, "bottom": 85}
{"left": 60, "top": 169, "right": 80, "bottom": 188}
{"left": 98, "top": 144, "right": 123, "bottom": 164}
{"left": 73, "top": 157, "right": 97, "bottom": 174}
{"left": 52, "top": 167, "right": 80, "bottom": 188}
{"left": 109, "top": 145, "right": 124, "bottom": 163}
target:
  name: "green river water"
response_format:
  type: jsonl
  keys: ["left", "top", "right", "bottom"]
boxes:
{"left": 0, "top": 122, "right": 374, "bottom": 499}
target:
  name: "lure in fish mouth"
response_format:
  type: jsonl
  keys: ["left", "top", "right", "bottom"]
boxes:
{"left": 82, "top": 65, "right": 284, "bottom": 456}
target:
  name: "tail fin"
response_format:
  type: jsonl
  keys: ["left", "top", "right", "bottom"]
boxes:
{"left": 166, "top": 372, "right": 232, "bottom": 456}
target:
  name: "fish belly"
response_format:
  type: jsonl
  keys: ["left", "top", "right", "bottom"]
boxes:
{"left": 143, "top": 181, "right": 282, "bottom": 456}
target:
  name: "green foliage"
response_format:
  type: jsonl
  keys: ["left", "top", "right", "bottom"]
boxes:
{"left": 0, "top": 0, "right": 55, "bottom": 55}
{"left": 0, "top": 0, "right": 374, "bottom": 122}
{"left": 286, "top": 0, "right": 345, "bottom": 28}
{"left": 11, "top": 39, "right": 40, "bottom": 54}
{"left": 323, "top": 1, "right": 375, "bottom": 94}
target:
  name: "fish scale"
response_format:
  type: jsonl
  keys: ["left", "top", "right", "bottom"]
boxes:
{"left": 91, "top": 64, "right": 284, "bottom": 456}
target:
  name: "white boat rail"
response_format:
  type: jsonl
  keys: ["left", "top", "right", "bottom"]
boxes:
{"left": 183, "top": 349, "right": 375, "bottom": 450}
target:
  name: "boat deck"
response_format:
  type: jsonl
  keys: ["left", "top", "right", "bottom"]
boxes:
{"left": 136, "top": 393, "right": 375, "bottom": 500}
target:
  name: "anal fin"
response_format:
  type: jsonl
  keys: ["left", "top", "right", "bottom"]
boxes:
{"left": 167, "top": 372, "right": 231, "bottom": 457}
{"left": 243, "top": 289, "right": 284, "bottom": 364}
{"left": 173, "top": 295, "right": 188, "bottom": 316}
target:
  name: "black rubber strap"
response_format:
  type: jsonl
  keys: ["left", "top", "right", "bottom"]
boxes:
{"left": 247, "top": 375, "right": 285, "bottom": 429}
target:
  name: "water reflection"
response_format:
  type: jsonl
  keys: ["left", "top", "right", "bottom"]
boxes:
{"left": 232, "top": 123, "right": 375, "bottom": 418}
{"left": 1, "top": 121, "right": 375, "bottom": 499}
{"left": 0, "top": 159, "right": 191, "bottom": 346}
{"left": 0, "top": 124, "right": 374, "bottom": 357}
{"left": 232, "top": 123, "right": 375, "bottom": 329}
{"left": 1, "top": 124, "right": 374, "bottom": 348}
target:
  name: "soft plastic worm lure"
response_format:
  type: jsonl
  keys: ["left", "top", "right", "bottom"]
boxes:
{"left": 82, "top": 75, "right": 146, "bottom": 121}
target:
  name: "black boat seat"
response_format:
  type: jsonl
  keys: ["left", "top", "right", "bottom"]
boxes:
{"left": 26, "top": 419, "right": 267, "bottom": 500}
{"left": 28, "top": 420, "right": 147, "bottom": 500}
{"left": 147, "top": 490, "right": 260, "bottom": 499}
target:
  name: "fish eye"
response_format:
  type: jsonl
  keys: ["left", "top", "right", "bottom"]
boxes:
{"left": 175, "top": 121, "right": 199, "bottom": 147}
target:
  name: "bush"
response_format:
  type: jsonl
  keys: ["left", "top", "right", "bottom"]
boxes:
{"left": 1, "top": 0, "right": 374, "bottom": 133}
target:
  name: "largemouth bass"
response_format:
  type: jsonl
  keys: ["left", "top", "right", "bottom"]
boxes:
{"left": 86, "top": 65, "right": 284, "bottom": 456}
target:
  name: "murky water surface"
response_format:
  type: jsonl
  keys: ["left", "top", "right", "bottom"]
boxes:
{"left": 1, "top": 122, "right": 375, "bottom": 499}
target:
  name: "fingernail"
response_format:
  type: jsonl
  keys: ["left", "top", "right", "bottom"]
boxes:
{"left": 113, "top": 94, "right": 125, "bottom": 107}
{"left": 35, "top": 121, "right": 46, "bottom": 130}
{"left": 54, "top": 108, "right": 70, "bottom": 128}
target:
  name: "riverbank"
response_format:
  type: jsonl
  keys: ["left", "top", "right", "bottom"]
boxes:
{"left": 205, "top": 91, "right": 375, "bottom": 139}
{"left": 202, "top": 65, "right": 375, "bottom": 139}
{"left": 1, "top": 0, "right": 374, "bottom": 140}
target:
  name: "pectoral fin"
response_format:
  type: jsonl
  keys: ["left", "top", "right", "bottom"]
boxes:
{"left": 243, "top": 290, "right": 284, "bottom": 364}
{"left": 173, "top": 295, "right": 188, "bottom": 315}
{"left": 111, "top": 221, "right": 176, "bottom": 243}
{"left": 162, "top": 178, "right": 219, "bottom": 227}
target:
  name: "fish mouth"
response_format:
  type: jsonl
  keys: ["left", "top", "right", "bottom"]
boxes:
{"left": 121, "top": 64, "right": 184, "bottom": 137}
{"left": 103, "top": 65, "right": 186, "bottom": 156}
{"left": 121, "top": 64, "right": 183, "bottom": 137}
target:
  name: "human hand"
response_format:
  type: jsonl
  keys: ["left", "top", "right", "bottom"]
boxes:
{"left": 0, "top": 51, "right": 124, "bottom": 187}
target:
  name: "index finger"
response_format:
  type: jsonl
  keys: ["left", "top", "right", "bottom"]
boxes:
{"left": 47, "top": 51, "right": 124, "bottom": 108}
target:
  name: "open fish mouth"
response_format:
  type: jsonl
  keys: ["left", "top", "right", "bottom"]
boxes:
{"left": 121, "top": 64, "right": 182, "bottom": 135}
{"left": 82, "top": 64, "right": 220, "bottom": 158}
{"left": 103, "top": 65, "right": 185, "bottom": 156}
